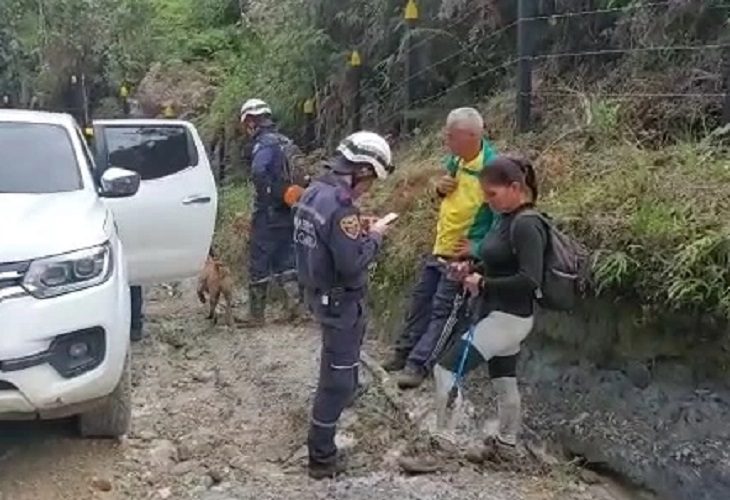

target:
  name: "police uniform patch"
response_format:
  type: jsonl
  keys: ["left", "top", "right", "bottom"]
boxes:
{"left": 339, "top": 215, "right": 361, "bottom": 240}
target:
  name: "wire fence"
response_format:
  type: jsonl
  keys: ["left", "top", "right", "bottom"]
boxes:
{"left": 306, "top": 0, "right": 730, "bottom": 148}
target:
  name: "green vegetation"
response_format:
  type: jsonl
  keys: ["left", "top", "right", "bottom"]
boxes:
{"left": 2, "top": 0, "right": 729, "bottom": 326}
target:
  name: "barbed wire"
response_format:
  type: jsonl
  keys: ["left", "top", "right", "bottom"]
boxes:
{"left": 521, "top": 1, "right": 730, "bottom": 23}
{"left": 379, "top": 56, "right": 521, "bottom": 125}
{"left": 375, "top": 20, "right": 519, "bottom": 106}
{"left": 532, "top": 43, "right": 730, "bottom": 61}
{"left": 400, "top": 1, "right": 495, "bottom": 60}
{"left": 374, "top": 39, "right": 729, "bottom": 125}
{"left": 535, "top": 91, "right": 727, "bottom": 99}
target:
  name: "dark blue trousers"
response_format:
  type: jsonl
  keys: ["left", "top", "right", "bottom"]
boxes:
{"left": 248, "top": 214, "right": 296, "bottom": 284}
{"left": 308, "top": 296, "right": 367, "bottom": 464}
{"left": 393, "top": 255, "right": 463, "bottom": 372}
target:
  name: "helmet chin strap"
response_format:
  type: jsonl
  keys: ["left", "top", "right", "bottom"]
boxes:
{"left": 334, "top": 173, "right": 354, "bottom": 188}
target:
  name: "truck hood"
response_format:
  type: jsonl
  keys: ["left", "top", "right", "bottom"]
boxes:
{"left": 0, "top": 191, "right": 110, "bottom": 263}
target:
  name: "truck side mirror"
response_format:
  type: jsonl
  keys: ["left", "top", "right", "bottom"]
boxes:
{"left": 100, "top": 167, "right": 141, "bottom": 198}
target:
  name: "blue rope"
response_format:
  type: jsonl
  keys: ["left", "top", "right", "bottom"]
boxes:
{"left": 447, "top": 325, "right": 476, "bottom": 409}
{"left": 455, "top": 325, "right": 476, "bottom": 387}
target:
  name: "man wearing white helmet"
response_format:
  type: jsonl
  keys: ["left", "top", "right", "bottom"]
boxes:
{"left": 237, "top": 98, "right": 305, "bottom": 325}
{"left": 294, "top": 131, "right": 395, "bottom": 479}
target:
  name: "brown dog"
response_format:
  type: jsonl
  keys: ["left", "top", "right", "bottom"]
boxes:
{"left": 197, "top": 254, "right": 234, "bottom": 326}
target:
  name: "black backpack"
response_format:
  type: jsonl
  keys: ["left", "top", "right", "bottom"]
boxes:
{"left": 509, "top": 209, "right": 590, "bottom": 311}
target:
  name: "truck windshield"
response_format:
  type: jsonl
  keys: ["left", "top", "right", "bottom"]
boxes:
{"left": 0, "top": 122, "right": 83, "bottom": 194}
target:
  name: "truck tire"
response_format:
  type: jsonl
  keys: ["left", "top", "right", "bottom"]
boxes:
{"left": 78, "top": 354, "right": 132, "bottom": 438}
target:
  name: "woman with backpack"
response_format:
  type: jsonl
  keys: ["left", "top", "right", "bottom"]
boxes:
{"left": 430, "top": 155, "right": 547, "bottom": 464}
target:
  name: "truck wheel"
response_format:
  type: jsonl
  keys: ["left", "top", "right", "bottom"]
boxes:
{"left": 78, "top": 354, "right": 132, "bottom": 438}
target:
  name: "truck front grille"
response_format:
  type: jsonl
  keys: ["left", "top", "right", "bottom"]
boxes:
{"left": 0, "top": 261, "right": 28, "bottom": 290}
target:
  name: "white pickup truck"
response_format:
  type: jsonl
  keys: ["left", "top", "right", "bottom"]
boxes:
{"left": 0, "top": 110, "right": 217, "bottom": 437}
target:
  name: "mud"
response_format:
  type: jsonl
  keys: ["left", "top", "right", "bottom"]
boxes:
{"left": 0, "top": 282, "right": 613, "bottom": 500}
{"left": 374, "top": 287, "right": 730, "bottom": 500}
{"left": 517, "top": 342, "right": 730, "bottom": 500}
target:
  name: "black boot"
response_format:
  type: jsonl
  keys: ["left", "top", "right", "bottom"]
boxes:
{"left": 130, "top": 286, "right": 144, "bottom": 342}
{"left": 235, "top": 283, "right": 267, "bottom": 328}
{"left": 308, "top": 455, "right": 347, "bottom": 480}
{"left": 382, "top": 352, "right": 408, "bottom": 372}
{"left": 396, "top": 364, "right": 427, "bottom": 389}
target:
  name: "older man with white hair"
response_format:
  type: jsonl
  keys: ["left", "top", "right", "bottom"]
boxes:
{"left": 385, "top": 107, "right": 498, "bottom": 389}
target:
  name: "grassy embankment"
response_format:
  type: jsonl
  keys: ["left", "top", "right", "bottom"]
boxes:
{"left": 215, "top": 91, "right": 730, "bottom": 347}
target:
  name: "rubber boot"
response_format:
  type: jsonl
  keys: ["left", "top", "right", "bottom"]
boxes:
{"left": 235, "top": 283, "right": 267, "bottom": 328}
{"left": 494, "top": 377, "right": 521, "bottom": 446}
{"left": 297, "top": 284, "right": 314, "bottom": 321}
{"left": 432, "top": 365, "right": 461, "bottom": 453}
{"left": 467, "top": 378, "right": 522, "bottom": 464}
{"left": 308, "top": 455, "right": 347, "bottom": 480}
{"left": 280, "top": 281, "right": 301, "bottom": 321}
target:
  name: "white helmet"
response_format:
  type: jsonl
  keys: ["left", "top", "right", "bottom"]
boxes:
{"left": 336, "top": 131, "right": 393, "bottom": 180}
{"left": 240, "top": 98, "right": 272, "bottom": 122}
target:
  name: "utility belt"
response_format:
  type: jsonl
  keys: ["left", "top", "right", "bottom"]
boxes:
{"left": 310, "top": 286, "right": 365, "bottom": 309}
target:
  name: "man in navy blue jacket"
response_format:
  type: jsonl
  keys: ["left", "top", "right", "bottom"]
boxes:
{"left": 238, "top": 98, "right": 302, "bottom": 326}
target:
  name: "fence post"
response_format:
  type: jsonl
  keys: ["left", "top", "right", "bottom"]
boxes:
{"left": 516, "top": 0, "right": 534, "bottom": 133}
{"left": 350, "top": 50, "right": 362, "bottom": 132}
{"left": 70, "top": 73, "right": 83, "bottom": 124}
{"left": 120, "top": 82, "right": 130, "bottom": 117}
{"left": 303, "top": 97, "right": 316, "bottom": 151}
{"left": 404, "top": 0, "right": 419, "bottom": 133}
{"left": 722, "top": 48, "right": 730, "bottom": 125}
{"left": 80, "top": 73, "right": 90, "bottom": 127}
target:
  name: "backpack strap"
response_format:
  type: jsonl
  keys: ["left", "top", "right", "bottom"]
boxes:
{"left": 507, "top": 208, "right": 551, "bottom": 300}
{"left": 507, "top": 208, "right": 550, "bottom": 254}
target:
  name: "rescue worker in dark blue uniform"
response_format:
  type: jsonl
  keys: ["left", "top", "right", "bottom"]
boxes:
{"left": 238, "top": 98, "right": 305, "bottom": 326}
{"left": 294, "top": 131, "right": 395, "bottom": 479}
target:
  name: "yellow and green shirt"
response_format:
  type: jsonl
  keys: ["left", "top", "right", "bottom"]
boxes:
{"left": 432, "top": 140, "right": 497, "bottom": 258}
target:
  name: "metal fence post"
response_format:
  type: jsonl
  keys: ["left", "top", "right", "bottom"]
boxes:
{"left": 120, "top": 83, "right": 130, "bottom": 117}
{"left": 722, "top": 48, "right": 730, "bottom": 125}
{"left": 350, "top": 50, "right": 362, "bottom": 132}
{"left": 303, "top": 97, "right": 316, "bottom": 151}
{"left": 404, "top": 0, "right": 419, "bottom": 133}
{"left": 517, "top": 0, "right": 534, "bottom": 133}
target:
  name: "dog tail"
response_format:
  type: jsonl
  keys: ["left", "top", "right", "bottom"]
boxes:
{"left": 197, "top": 288, "right": 207, "bottom": 304}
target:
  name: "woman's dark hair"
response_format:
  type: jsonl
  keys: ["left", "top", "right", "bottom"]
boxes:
{"left": 480, "top": 155, "right": 538, "bottom": 201}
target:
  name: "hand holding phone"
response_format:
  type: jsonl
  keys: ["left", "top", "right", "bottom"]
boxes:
{"left": 370, "top": 212, "right": 399, "bottom": 235}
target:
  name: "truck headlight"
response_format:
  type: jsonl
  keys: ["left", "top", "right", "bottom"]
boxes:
{"left": 23, "top": 243, "right": 113, "bottom": 298}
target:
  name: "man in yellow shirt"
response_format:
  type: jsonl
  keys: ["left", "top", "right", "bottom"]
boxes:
{"left": 385, "top": 108, "right": 496, "bottom": 389}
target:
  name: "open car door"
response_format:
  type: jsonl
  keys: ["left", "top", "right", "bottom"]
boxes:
{"left": 92, "top": 119, "right": 217, "bottom": 285}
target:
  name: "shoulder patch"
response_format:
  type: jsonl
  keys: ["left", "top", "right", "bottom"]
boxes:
{"left": 339, "top": 214, "right": 361, "bottom": 240}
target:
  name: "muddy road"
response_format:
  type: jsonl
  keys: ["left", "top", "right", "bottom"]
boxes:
{"left": 1, "top": 283, "right": 635, "bottom": 499}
